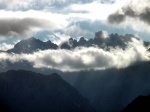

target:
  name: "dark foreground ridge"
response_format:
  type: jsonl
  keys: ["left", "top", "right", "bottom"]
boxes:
{"left": 122, "top": 95, "right": 150, "bottom": 112}
{"left": 0, "top": 70, "right": 95, "bottom": 112}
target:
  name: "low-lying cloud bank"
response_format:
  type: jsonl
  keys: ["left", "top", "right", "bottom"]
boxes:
{"left": 0, "top": 38, "right": 149, "bottom": 72}
{"left": 0, "top": 43, "right": 14, "bottom": 51}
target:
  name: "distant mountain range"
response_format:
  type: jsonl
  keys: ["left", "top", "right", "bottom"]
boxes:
{"left": 0, "top": 70, "right": 95, "bottom": 112}
{"left": 4, "top": 31, "right": 149, "bottom": 54}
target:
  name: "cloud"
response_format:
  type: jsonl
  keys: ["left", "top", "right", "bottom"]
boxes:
{"left": 1, "top": 0, "right": 150, "bottom": 44}
{"left": 108, "top": 1, "right": 150, "bottom": 25}
{"left": 0, "top": 43, "right": 14, "bottom": 51}
{"left": 0, "top": 18, "right": 57, "bottom": 37}
{"left": 43, "top": 33, "right": 70, "bottom": 45}
{"left": 0, "top": 10, "right": 69, "bottom": 39}
{"left": 63, "top": 24, "right": 94, "bottom": 38}
{"left": 0, "top": 10, "right": 69, "bottom": 38}
{"left": 0, "top": 0, "right": 29, "bottom": 10}
{"left": 0, "top": 38, "right": 149, "bottom": 72}
{"left": 108, "top": 12, "right": 125, "bottom": 24}
{"left": 0, "top": 0, "right": 95, "bottom": 11}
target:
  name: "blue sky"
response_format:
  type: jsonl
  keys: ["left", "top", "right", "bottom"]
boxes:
{"left": 0, "top": 0, "right": 150, "bottom": 47}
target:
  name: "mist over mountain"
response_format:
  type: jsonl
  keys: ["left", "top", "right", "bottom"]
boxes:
{"left": 60, "top": 31, "right": 138, "bottom": 50}
{"left": 0, "top": 70, "right": 94, "bottom": 112}
{"left": 61, "top": 61, "right": 150, "bottom": 112}
{"left": 1, "top": 31, "right": 148, "bottom": 72}
{"left": 5, "top": 31, "right": 149, "bottom": 54}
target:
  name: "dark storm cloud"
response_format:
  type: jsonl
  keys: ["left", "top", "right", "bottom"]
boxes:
{"left": 0, "top": 18, "right": 51, "bottom": 37}
{"left": 108, "top": 12, "right": 125, "bottom": 24}
{"left": 139, "top": 7, "right": 150, "bottom": 25}
{"left": 108, "top": 6, "right": 150, "bottom": 25}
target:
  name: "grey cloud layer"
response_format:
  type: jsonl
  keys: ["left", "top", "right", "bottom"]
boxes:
{"left": 0, "top": 0, "right": 92, "bottom": 10}
{"left": 0, "top": 0, "right": 114, "bottom": 11}
{"left": 0, "top": 39, "right": 149, "bottom": 72}
{"left": 0, "top": 18, "right": 54, "bottom": 37}
{"left": 108, "top": 5, "right": 150, "bottom": 25}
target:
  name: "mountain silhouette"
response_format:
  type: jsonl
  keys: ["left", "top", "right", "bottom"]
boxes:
{"left": 122, "top": 95, "right": 150, "bottom": 112}
{"left": 0, "top": 70, "right": 95, "bottom": 112}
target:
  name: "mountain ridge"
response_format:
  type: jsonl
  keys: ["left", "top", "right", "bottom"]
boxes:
{"left": 4, "top": 31, "right": 148, "bottom": 54}
{"left": 0, "top": 70, "right": 95, "bottom": 112}
{"left": 7, "top": 37, "right": 58, "bottom": 53}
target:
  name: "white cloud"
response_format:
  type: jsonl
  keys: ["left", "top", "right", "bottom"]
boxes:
{"left": 0, "top": 10, "right": 69, "bottom": 38}
{"left": 43, "top": 33, "right": 70, "bottom": 45}
{"left": 68, "top": 1, "right": 126, "bottom": 21}
{"left": 0, "top": 38, "right": 149, "bottom": 72}
{"left": 0, "top": 10, "right": 68, "bottom": 26}
{"left": 64, "top": 24, "right": 94, "bottom": 38}
{"left": 107, "top": 0, "right": 150, "bottom": 32}
{"left": 0, "top": 43, "right": 14, "bottom": 51}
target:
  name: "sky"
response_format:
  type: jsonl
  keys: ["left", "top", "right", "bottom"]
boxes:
{"left": 0, "top": 0, "right": 150, "bottom": 46}
{"left": 0, "top": 0, "right": 150, "bottom": 72}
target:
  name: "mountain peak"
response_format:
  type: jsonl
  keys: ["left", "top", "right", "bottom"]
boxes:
{"left": 7, "top": 37, "right": 58, "bottom": 54}
{"left": 49, "top": 73, "right": 63, "bottom": 80}
{"left": 28, "top": 37, "right": 36, "bottom": 40}
{"left": 6, "top": 32, "right": 146, "bottom": 53}
{"left": 95, "top": 31, "right": 109, "bottom": 39}
{"left": 0, "top": 70, "right": 95, "bottom": 112}
{"left": 25, "top": 37, "right": 39, "bottom": 42}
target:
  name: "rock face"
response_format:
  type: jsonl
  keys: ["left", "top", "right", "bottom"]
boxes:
{"left": 7, "top": 37, "right": 58, "bottom": 53}
{"left": 0, "top": 70, "right": 95, "bottom": 112}
{"left": 122, "top": 95, "right": 150, "bottom": 112}
{"left": 60, "top": 31, "right": 138, "bottom": 50}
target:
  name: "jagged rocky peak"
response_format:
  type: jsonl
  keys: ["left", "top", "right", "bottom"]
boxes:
{"left": 5, "top": 32, "right": 149, "bottom": 53}
{"left": 123, "top": 34, "right": 136, "bottom": 42}
{"left": 27, "top": 37, "right": 37, "bottom": 40}
{"left": 79, "top": 37, "right": 87, "bottom": 42}
{"left": 23, "top": 37, "right": 41, "bottom": 43}
{"left": 95, "top": 31, "right": 109, "bottom": 39}
{"left": 69, "top": 38, "right": 73, "bottom": 41}
{"left": 7, "top": 37, "right": 58, "bottom": 54}
{"left": 15, "top": 37, "right": 41, "bottom": 46}
{"left": 45, "top": 40, "right": 52, "bottom": 43}
{"left": 125, "top": 34, "right": 135, "bottom": 37}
